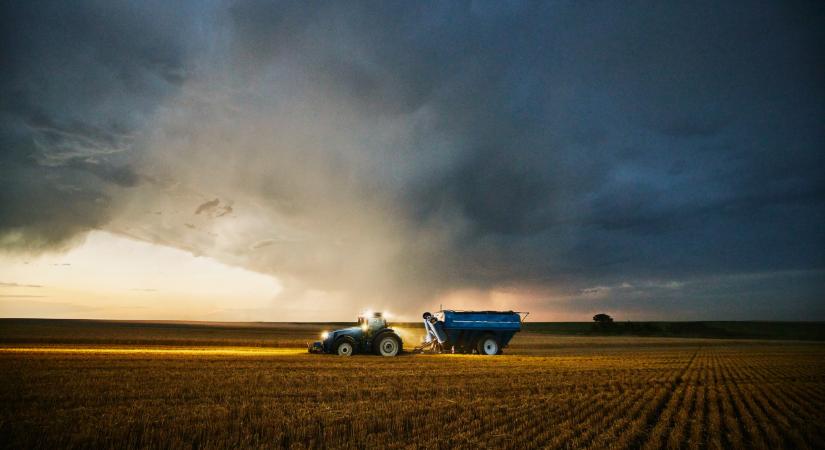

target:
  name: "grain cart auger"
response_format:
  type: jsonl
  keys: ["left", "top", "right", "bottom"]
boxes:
{"left": 415, "top": 310, "right": 528, "bottom": 355}
{"left": 308, "top": 311, "right": 403, "bottom": 356}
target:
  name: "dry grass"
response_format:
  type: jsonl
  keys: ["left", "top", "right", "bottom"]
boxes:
{"left": 1, "top": 320, "right": 824, "bottom": 449}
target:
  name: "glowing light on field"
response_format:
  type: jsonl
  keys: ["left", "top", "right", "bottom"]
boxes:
{"left": 0, "top": 347, "right": 306, "bottom": 356}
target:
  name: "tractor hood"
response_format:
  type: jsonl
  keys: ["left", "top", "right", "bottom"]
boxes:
{"left": 329, "top": 326, "right": 363, "bottom": 339}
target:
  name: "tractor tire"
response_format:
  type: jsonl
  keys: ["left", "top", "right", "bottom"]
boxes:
{"left": 334, "top": 337, "right": 356, "bottom": 356}
{"left": 477, "top": 334, "right": 500, "bottom": 356}
{"left": 374, "top": 333, "right": 402, "bottom": 357}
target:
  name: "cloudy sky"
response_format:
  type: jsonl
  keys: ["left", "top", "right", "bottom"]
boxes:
{"left": 1, "top": 1, "right": 823, "bottom": 321}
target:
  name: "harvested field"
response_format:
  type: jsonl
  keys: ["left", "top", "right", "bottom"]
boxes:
{"left": 1, "top": 320, "right": 824, "bottom": 449}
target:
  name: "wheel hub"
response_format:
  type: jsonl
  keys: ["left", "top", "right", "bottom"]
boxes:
{"left": 379, "top": 337, "right": 398, "bottom": 356}
{"left": 337, "top": 342, "right": 353, "bottom": 356}
{"left": 483, "top": 339, "right": 498, "bottom": 355}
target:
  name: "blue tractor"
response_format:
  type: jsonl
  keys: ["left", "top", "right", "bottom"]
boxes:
{"left": 419, "top": 310, "right": 526, "bottom": 355}
{"left": 308, "top": 312, "right": 402, "bottom": 356}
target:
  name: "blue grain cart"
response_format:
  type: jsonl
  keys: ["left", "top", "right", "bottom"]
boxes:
{"left": 420, "top": 310, "right": 527, "bottom": 355}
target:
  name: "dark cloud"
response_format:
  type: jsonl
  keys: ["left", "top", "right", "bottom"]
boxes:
{"left": 391, "top": 1, "right": 824, "bottom": 297}
{"left": 194, "top": 199, "right": 220, "bottom": 215}
{"left": 193, "top": 199, "right": 233, "bottom": 218}
{"left": 0, "top": 0, "right": 202, "bottom": 250}
{"left": 1, "top": 1, "right": 823, "bottom": 318}
{"left": 64, "top": 159, "right": 141, "bottom": 187}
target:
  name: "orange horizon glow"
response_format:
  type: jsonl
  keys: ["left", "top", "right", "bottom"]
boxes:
{"left": 0, "top": 230, "right": 601, "bottom": 323}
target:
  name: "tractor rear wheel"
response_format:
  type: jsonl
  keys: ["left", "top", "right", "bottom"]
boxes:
{"left": 477, "top": 335, "right": 500, "bottom": 355}
{"left": 335, "top": 338, "right": 355, "bottom": 356}
{"left": 375, "top": 333, "right": 402, "bottom": 357}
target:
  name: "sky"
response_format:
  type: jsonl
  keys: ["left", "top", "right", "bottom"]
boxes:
{"left": 1, "top": 1, "right": 823, "bottom": 322}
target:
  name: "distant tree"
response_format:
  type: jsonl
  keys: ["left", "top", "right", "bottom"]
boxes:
{"left": 593, "top": 313, "right": 613, "bottom": 324}
{"left": 592, "top": 313, "right": 615, "bottom": 333}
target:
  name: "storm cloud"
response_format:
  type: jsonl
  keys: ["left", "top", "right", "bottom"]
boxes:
{"left": 1, "top": 1, "right": 823, "bottom": 319}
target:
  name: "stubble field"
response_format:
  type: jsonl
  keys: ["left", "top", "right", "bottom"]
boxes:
{"left": 1, "top": 320, "right": 824, "bottom": 449}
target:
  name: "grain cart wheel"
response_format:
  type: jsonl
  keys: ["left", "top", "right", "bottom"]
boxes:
{"left": 375, "top": 333, "right": 402, "bottom": 357}
{"left": 334, "top": 337, "right": 356, "bottom": 356}
{"left": 477, "top": 335, "right": 500, "bottom": 355}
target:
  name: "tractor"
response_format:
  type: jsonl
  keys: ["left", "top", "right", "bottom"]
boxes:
{"left": 308, "top": 311, "right": 402, "bottom": 356}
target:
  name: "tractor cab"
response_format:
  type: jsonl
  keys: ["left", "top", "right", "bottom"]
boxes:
{"left": 357, "top": 312, "right": 387, "bottom": 333}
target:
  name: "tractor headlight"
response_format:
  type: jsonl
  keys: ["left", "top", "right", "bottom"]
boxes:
{"left": 361, "top": 324, "right": 368, "bottom": 332}
{"left": 321, "top": 331, "right": 329, "bottom": 340}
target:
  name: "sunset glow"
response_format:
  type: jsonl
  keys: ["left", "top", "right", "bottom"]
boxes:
{"left": 0, "top": 231, "right": 282, "bottom": 320}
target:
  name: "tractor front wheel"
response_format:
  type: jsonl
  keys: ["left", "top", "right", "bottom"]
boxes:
{"left": 335, "top": 338, "right": 355, "bottom": 356}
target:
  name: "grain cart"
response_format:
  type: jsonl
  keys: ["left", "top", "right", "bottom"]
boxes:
{"left": 418, "top": 310, "right": 527, "bottom": 355}
{"left": 308, "top": 311, "right": 402, "bottom": 356}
